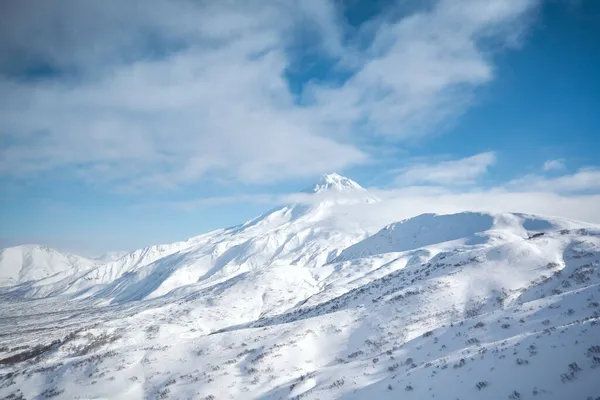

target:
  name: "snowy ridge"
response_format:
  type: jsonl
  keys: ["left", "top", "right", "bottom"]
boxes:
{"left": 1, "top": 174, "right": 599, "bottom": 399}
{"left": 91, "top": 251, "right": 129, "bottom": 263}
{"left": 335, "top": 212, "right": 588, "bottom": 261}
{"left": 0, "top": 245, "right": 95, "bottom": 287}
{"left": 1, "top": 179, "right": 378, "bottom": 302}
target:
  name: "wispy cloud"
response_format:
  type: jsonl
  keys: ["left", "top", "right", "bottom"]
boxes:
{"left": 148, "top": 155, "right": 600, "bottom": 229}
{"left": 0, "top": 0, "right": 540, "bottom": 190}
{"left": 395, "top": 152, "right": 496, "bottom": 185}
{"left": 148, "top": 173, "right": 600, "bottom": 227}
{"left": 146, "top": 190, "right": 379, "bottom": 211}
{"left": 542, "top": 159, "right": 566, "bottom": 171}
{"left": 509, "top": 168, "right": 600, "bottom": 193}
{"left": 307, "top": 0, "right": 539, "bottom": 138}
{"left": 368, "top": 188, "right": 600, "bottom": 226}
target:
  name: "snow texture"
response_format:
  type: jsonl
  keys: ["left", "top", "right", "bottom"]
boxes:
{"left": 1, "top": 174, "right": 600, "bottom": 400}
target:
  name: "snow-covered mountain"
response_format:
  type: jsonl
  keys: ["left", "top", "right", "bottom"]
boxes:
{"left": 0, "top": 245, "right": 95, "bottom": 287}
{"left": 306, "top": 172, "right": 367, "bottom": 194}
{"left": 1, "top": 174, "right": 599, "bottom": 400}
{"left": 1, "top": 174, "right": 380, "bottom": 303}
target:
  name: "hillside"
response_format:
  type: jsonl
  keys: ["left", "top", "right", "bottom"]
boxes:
{"left": 0, "top": 174, "right": 599, "bottom": 400}
{"left": 0, "top": 245, "right": 95, "bottom": 287}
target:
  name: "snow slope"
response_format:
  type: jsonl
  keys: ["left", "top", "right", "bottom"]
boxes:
{"left": 0, "top": 245, "right": 95, "bottom": 286}
{"left": 91, "top": 251, "right": 129, "bottom": 263}
{"left": 1, "top": 174, "right": 599, "bottom": 400}
{"left": 336, "top": 212, "right": 589, "bottom": 261}
{"left": 1, "top": 175, "right": 380, "bottom": 303}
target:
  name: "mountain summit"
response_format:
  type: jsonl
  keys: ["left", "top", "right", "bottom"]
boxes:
{"left": 307, "top": 173, "right": 365, "bottom": 194}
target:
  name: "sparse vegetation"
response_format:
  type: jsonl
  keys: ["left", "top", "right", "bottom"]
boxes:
{"left": 347, "top": 350, "right": 363, "bottom": 359}
{"left": 41, "top": 387, "right": 65, "bottom": 398}
{"left": 157, "top": 387, "right": 170, "bottom": 399}
{"left": 561, "top": 362, "right": 582, "bottom": 382}
{"left": 74, "top": 332, "right": 121, "bottom": 356}
{"left": 476, "top": 381, "right": 489, "bottom": 390}
{"left": 0, "top": 332, "right": 77, "bottom": 366}
{"left": 329, "top": 379, "right": 344, "bottom": 389}
{"left": 509, "top": 390, "right": 521, "bottom": 399}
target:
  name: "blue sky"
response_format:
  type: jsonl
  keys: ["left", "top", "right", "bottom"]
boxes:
{"left": 1, "top": 0, "right": 599, "bottom": 255}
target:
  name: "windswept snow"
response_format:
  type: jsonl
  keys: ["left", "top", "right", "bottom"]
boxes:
{"left": 1, "top": 174, "right": 599, "bottom": 400}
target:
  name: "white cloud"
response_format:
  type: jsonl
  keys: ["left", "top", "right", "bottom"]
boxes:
{"left": 0, "top": 1, "right": 367, "bottom": 188}
{"left": 367, "top": 188, "right": 600, "bottom": 226}
{"left": 395, "top": 152, "right": 496, "bottom": 185}
{"left": 0, "top": 0, "right": 540, "bottom": 189}
{"left": 542, "top": 159, "right": 566, "bottom": 171}
{"left": 509, "top": 168, "right": 600, "bottom": 193}
{"left": 149, "top": 179, "right": 600, "bottom": 228}
{"left": 306, "top": 0, "right": 539, "bottom": 138}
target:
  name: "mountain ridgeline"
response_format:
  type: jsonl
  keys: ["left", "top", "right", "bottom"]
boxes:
{"left": 1, "top": 174, "right": 599, "bottom": 399}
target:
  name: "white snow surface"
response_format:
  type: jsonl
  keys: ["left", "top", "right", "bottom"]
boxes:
{"left": 0, "top": 245, "right": 95, "bottom": 287}
{"left": 1, "top": 174, "right": 600, "bottom": 400}
{"left": 91, "top": 251, "right": 130, "bottom": 263}
{"left": 307, "top": 173, "right": 366, "bottom": 194}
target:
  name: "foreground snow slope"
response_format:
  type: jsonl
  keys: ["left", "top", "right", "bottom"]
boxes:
{"left": 1, "top": 174, "right": 599, "bottom": 399}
